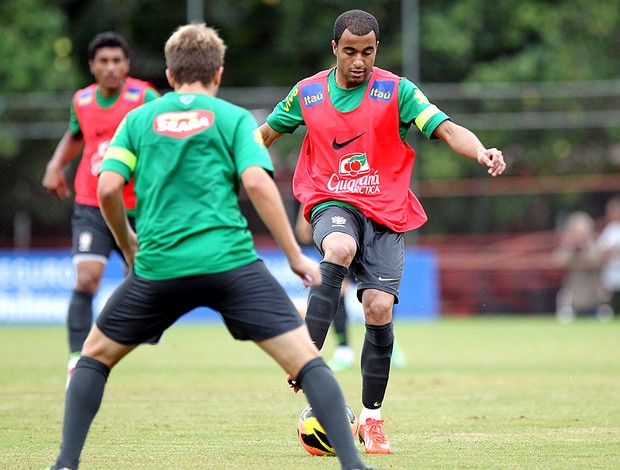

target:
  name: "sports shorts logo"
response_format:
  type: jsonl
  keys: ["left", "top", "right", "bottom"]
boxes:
{"left": 154, "top": 110, "right": 215, "bottom": 138}
{"left": 378, "top": 276, "right": 397, "bottom": 282}
{"left": 331, "top": 216, "right": 347, "bottom": 227}
{"left": 332, "top": 133, "right": 365, "bottom": 150}
{"left": 369, "top": 80, "right": 395, "bottom": 102}
{"left": 78, "top": 231, "right": 93, "bottom": 252}
{"left": 300, "top": 82, "right": 324, "bottom": 108}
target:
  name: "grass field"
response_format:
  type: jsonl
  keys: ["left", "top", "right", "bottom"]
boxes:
{"left": 1, "top": 316, "right": 619, "bottom": 469}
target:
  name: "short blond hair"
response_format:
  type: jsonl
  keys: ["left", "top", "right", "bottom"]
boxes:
{"left": 165, "top": 23, "right": 226, "bottom": 86}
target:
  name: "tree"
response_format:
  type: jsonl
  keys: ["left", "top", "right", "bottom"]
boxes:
{"left": 422, "top": 0, "right": 620, "bottom": 82}
{"left": 2, "top": 0, "right": 620, "bottom": 245}
{"left": 0, "top": 0, "right": 81, "bottom": 92}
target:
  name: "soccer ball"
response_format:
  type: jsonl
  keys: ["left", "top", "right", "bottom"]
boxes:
{"left": 296, "top": 404, "right": 358, "bottom": 456}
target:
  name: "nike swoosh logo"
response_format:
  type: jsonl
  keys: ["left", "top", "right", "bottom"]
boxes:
{"left": 332, "top": 132, "right": 365, "bottom": 150}
{"left": 378, "top": 276, "right": 397, "bottom": 282}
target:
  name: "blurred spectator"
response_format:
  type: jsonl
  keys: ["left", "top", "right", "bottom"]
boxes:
{"left": 597, "top": 196, "right": 620, "bottom": 316}
{"left": 553, "top": 211, "right": 612, "bottom": 323}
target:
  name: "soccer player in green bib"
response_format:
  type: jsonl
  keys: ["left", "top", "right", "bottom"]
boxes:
{"left": 260, "top": 9, "right": 507, "bottom": 454}
{"left": 47, "top": 24, "right": 372, "bottom": 470}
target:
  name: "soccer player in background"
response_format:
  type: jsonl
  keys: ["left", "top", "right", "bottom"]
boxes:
{"left": 41, "top": 32, "right": 159, "bottom": 384}
{"left": 260, "top": 9, "right": 506, "bottom": 454}
{"left": 46, "top": 23, "right": 372, "bottom": 470}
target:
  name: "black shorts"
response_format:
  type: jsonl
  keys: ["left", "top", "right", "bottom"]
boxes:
{"left": 71, "top": 203, "right": 135, "bottom": 264}
{"left": 96, "top": 260, "right": 305, "bottom": 345}
{"left": 311, "top": 205, "right": 404, "bottom": 303}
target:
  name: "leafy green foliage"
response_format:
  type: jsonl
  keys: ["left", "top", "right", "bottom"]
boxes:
{"left": 0, "top": 0, "right": 81, "bottom": 92}
{"left": 2, "top": 0, "right": 620, "bottom": 242}
{"left": 422, "top": 0, "right": 620, "bottom": 82}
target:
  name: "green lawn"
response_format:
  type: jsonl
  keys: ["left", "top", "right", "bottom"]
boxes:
{"left": 1, "top": 316, "right": 619, "bottom": 469}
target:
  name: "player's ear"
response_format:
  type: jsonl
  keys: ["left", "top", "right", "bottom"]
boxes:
{"left": 165, "top": 69, "right": 175, "bottom": 88}
{"left": 213, "top": 66, "right": 224, "bottom": 86}
{"left": 331, "top": 40, "right": 338, "bottom": 56}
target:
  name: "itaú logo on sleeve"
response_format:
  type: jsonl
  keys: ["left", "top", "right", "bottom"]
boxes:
{"left": 154, "top": 110, "right": 215, "bottom": 138}
{"left": 369, "top": 80, "right": 395, "bottom": 102}
{"left": 300, "top": 82, "right": 324, "bottom": 108}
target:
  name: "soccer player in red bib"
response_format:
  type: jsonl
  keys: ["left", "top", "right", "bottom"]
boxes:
{"left": 42, "top": 32, "right": 159, "bottom": 385}
{"left": 260, "top": 9, "right": 506, "bottom": 454}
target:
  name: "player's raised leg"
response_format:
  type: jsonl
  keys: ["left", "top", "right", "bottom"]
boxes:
{"left": 305, "top": 228, "right": 356, "bottom": 348}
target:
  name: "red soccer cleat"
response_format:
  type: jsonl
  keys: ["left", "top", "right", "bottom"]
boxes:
{"left": 358, "top": 418, "right": 391, "bottom": 454}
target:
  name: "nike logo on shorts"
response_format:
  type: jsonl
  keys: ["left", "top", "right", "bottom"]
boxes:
{"left": 332, "top": 133, "right": 365, "bottom": 150}
{"left": 378, "top": 276, "right": 397, "bottom": 282}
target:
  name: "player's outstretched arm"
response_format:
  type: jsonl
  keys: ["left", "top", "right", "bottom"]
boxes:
{"left": 433, "top": 120, "right": 506, "bottom": 177}
{"left": 241, "top": 165, "right": 321, "bottom": 287}
{"left": 258, "top": 122, "right": 284, "bottom": 148}
{"left": 42, "top": 130, "right": 85, "bottom": 199}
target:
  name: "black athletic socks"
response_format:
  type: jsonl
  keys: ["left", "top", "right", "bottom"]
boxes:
{"left": 297, "top": 357, "right": 366, "bottom": 470}
{"left": 361, "top": 322, "right": 394, "bottom": 409}
{"left": 305, "top": 261, "right": 348, "bottom": 350}
{"left": 67, "top": 290, "right": 94, "bottom": 353}
{"left": 55, "top": 356, "right": 110, "bottom": 470}
{"left": 333, "top": 294, "right": 349, "bottom": 346}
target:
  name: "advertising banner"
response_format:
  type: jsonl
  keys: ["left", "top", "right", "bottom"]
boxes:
{"left": 0, "top": 248, "right": 437, "bottom": 324}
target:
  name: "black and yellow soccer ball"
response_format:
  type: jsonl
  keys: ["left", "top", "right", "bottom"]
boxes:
{"left": 296, "top": 404, "right": 358, "bottom": 456}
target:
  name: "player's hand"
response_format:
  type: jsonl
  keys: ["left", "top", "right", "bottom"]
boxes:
{"left": 42, "top": 166, "right": 71, "bottom": 199}
{"left": 289, "top": 253, "right": 322, "bottom": 287}
{"left": 477, "top": 148, "right": 506, "bottom": 177}
{"left": 120, "top": 230, "right": 139, "bottom": 269}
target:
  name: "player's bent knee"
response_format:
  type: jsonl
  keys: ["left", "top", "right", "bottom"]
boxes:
{"left": 74, "top": 276, "right": 102, "bottom": 295}
{"left": 258, "top": 326, "right": 319, "bottom": 376}
{"left": 322, "top": 234, "right": 356, "bottom": 265}
{"left": 75, "top": 262, "right": 106, "bottom": 293}
{"left": 363, "top": 292, "right": 394, "bottom": 324}
{"left": 81, "top": 326, "right": 133, "bottom": 368}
